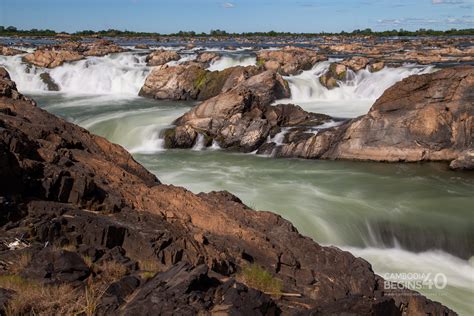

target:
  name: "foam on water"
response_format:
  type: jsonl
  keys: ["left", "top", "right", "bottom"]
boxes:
{"left": 207, "top": 55, "right": 257, "bottom": 71}
{"left": 277, "top": 60, "right": 435, "bottom": 117}
{"left": 346, "top": 247, "right": 474, "bottom": 316}
{"left": 0, "top": 53, "right": 150, "bottom": 95}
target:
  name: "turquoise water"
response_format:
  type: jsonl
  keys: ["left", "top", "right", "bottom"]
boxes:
{"left": 29, "top": 93, "right": 474, "bottom": 315}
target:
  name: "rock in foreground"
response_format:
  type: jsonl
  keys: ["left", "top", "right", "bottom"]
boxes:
{"left": 0, "top": 68, "right": 455, "bottom": 315}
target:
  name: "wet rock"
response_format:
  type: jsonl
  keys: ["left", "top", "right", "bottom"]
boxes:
{"left": 257, "top": 46, "right": 326, "bottom": 75}
{"left": 319, "top": 63, "right": 347, "bottom": 89}
{"left": 280, "top": 66, "right": 474, "bottom": 166}
{"left": 145, "top": 49, "right": 180, "bottom": 66}
{"left": 196, "top": 52, "right": 220, "bottom": 67}
{"left": 167, "top": 72, "right": 333, "bottom": 152}
{"left": 450, "top": 150, "right": 474, "bottom": 170}
{"left": 369, "top": 61, "right": 385, "bottom": 72}
{"left": 39, "top": 73, "right": 60, "bottom": 91}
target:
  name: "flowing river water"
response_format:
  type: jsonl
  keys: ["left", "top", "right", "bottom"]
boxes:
{"left": 1, "top": 49, "right": 473, "bottom": 315}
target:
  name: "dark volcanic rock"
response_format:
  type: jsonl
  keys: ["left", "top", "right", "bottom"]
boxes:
{"left": 0, "top": 67, "right": 455, "bottom": 314}
{"left": 122, "top": 262, "right": 279, "bottom": 315}
{"left": 22, "top": 247, "right": 90, "bottom": 285}
{"left": 279, "top": 66, "right": 474, "bottom": 166}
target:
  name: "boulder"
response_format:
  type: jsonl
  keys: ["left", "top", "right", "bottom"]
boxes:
{"left": 139, "top": 64, "right": 261, "bottom": 101}
{"left": 278, "top": 66, "right": 474, "bottom": 166}
{"left": 369, "top": 61, "right": 385, "bottom": 72}
{"left": 23, "top": 49, "right": 84, "bottom": 68}
{"left": 196, "top": 52, "right": 220, "bottom": 66}
{"left": 39, "top": 72, "right": 60, "bottom": 91}
{"left": 319, "top": 63, "right": 347, "bottom": 89}
{"left": 166, "top": 71, "right": 334, "bottom": 152}
{"left": 134, "top": 44, "right": 150, "bottom": 49}
{"left": 82, "top": 40, "right": 126, "bottom": 56}
{"left": 145, "top": 49, "right": 180, "bottom": 66}
{"left": 341, "top": 56, "right": 370, "bottom": 72}
{"left": 0, "top": 45, "right": 25, "bottom": 56}
{"left": 256, "top": 46, "right": 326, "bottom": 75}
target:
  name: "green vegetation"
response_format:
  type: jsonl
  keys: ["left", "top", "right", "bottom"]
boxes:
{"left": 1, "top": 25, "right": 473, "bottom": 38}
{"left": 240, "top": 264, "right": 283, "bottom": 296}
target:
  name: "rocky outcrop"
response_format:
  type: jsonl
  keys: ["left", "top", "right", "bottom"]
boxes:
{"left": 196, "top": 52, "right": 220, "bottom": 67}
{"left": 0, "top": 45, "right": 25, "bottom": 56}
{"left": 278, "top": 66, "right": 474, "bottom": 167}
{"left": 256, "top": 46, "right": 326, "bottom": 75}
{"left": 163, "top": 70, "right": 310, "bottom": 152}
{"left": 23, "top": 49, "right": 84, "bottom": 68}
{"left": 341, "top": 56, "right": 370, "bottom": 72}
{"left": 22, "top": 40, "right": 126, "bottom": 68}
{"left": 319, "top": 63, "right": 348, "bottom": 89}
{"left": 145, "top": 49, "right": 180, "bottom": 66}
{"left": 139, "top": 64, "right": 262, "bottom": 101}
{"left": 0, "top": 68, "right": 456, "bottom": 315}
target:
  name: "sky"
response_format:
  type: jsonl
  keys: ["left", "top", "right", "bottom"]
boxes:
{"left": 0, "top": 0, "right": 472, "bottom": 33}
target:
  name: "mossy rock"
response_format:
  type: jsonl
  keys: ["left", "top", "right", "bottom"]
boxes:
{"left": 160, "top": 128, "right": 176, "bottom": 149}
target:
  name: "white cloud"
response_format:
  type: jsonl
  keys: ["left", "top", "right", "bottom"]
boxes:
{"left": 223, "top": 2, "right": 236, "bottom": 8}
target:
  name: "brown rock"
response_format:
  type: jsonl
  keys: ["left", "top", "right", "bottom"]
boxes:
{"left": 139, "top": 64, "right": 261, "bottom": 101}
{"left": 0, "top": 45, "right": 25, "bottom": 56}
{"left": 0, "top": 68, "right": 456, "bottom": 315}
{"left": 146, "top": 49, "right": 180, "bottom": 66}
{"left": 341, "top": 56, "right": 369, "bottom": 72}
{"left": 256, "top": 46, "right": 326, "bottom": 75}
{"left": 279, "top": 66, "right": 474, "bottom": 166}
{"left": 23, "top": 49, "right": 84, "bottom": 68}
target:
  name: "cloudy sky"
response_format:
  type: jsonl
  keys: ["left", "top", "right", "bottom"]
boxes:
{"left": 0, "top": 0, "right": 472, "bottom": 33}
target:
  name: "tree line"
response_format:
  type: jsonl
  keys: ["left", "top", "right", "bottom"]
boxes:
{"left": 1, "top": 26, "right": 473, "bottom": 37}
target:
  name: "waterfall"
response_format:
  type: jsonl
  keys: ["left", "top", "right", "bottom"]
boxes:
{"left": 277, "top": 60, "right": 435, "bottom": 117}
{"left": 0, "top": 52, "right": 150, "bottom": 95}
{"left": 207, "top": 55, "right": 257, "bottom": 71}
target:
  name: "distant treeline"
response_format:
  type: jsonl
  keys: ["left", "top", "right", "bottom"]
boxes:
{"left": 1, "top": 26, "right": 473, "bottom": 37}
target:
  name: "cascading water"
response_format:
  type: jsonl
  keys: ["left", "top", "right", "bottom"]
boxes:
{"left": 207, "top": 54, "right": 257, "bottom": 71}
{"left": 277, "top": 60, "right": 435, "bottom": 117}
{"left": 2, "top": 47, "right": 473, "bottom": 315}
{"left": 0, "top": 52, "right": 150, "bottom": 95}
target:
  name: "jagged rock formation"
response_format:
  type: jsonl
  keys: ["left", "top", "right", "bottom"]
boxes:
{"left": 0, "top": 68, "right": 455, "bottom": 314}
{"left": 278, "top": 66, "right": 474, "bottom": 169}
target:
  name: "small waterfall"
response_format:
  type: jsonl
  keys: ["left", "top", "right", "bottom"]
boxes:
{"left": 0, "top": 53, "right": 150, "bottom": 95}
{"left": 207, "top": 55, "right": 257, "bottom": 71}
{"left": 278, "top": 61, "right": 435, "bottom": 117}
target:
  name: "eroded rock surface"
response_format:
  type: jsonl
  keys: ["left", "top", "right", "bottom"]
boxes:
{"left": 278, "top": 66, "right": 474, "bottom": 166}
{"left": 256, "top": 46, "right": 326, "bottom": 75}
{"left": 139, "top": 64, "right": 262, "bottom": 101}
{"left": 146, "top": 49, "right": 180, "bottom": 66}
{"left": 0, "top": 68, "right": 456, "bottom": 314}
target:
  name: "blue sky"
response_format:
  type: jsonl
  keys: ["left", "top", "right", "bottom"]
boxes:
{"left": 0, "top": 0, "right": 472, "bottom": 33}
